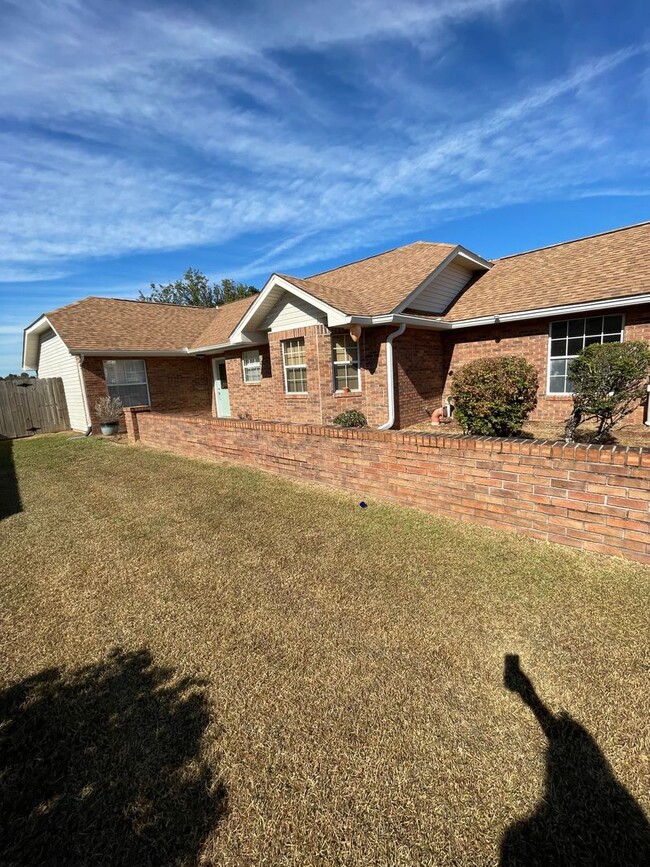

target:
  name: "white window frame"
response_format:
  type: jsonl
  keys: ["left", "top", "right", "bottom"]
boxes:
{"left": 546, "top": 314, "right": 625, "bottom": 396}
{"left": 331, "top": 333, "right": 361, "bottom": 392}
{"left": 282, "top": 338, "right": 307, "bottom": 395}
{"left": 241, "top": 349, "right": 262, "bottom": 384}
{"left": 103, "top": 359, "right": 151, "bottom": 407}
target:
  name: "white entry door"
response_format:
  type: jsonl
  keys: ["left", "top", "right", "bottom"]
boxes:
{"left": 213, "top": 359, "right": 231, "bottom": 417}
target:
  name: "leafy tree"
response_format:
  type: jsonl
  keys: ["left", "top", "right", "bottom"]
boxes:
{"left": 451, "top": 355, "right": 539, "bottom": 436}
{"left": 138, "top": 268, "right": 257, "bottom": 307}
{"left": 564, "top": 341, "right": 650, "bottom": 442}
{"left": 1, "top": 373, "right": 34, "bottom": 380}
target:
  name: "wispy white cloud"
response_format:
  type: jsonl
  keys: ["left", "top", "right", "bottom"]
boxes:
{"left": 0, "top": 0, "right": 647, "bottom": 287}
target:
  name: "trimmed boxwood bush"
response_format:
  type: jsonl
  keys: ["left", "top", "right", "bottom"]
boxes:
{"left": 332, "top": 409, "right": 367, "bottom": 428}
{"left": 565, "top": 341, "right": 650, "bottom": 442}
{"left": 451, "top": 355, "right": 538, "bottom": 436}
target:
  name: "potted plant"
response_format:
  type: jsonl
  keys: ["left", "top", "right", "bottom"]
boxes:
{"left": 95, "top": 395, "right": 123, "bottom": 436}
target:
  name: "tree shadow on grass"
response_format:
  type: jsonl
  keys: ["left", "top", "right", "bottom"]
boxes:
{"left": 0, "top": 437, "right": 22, "bottom": 520}
{"left": 500, "top": 654, "right": 650, "bottom": 866}
{"left": 0, "top": 649, "right": 226, "bottom": 867}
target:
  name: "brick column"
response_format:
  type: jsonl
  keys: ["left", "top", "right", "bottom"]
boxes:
{"left": 123, "top": 406, "right": 150, "bottom": 442}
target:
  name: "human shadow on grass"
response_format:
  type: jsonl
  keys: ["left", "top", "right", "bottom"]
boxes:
{"left": 0, "top": 648, "right": 226, "bottom": 867}
{"left": 500, "top": 654, "right": 650, "bottom": 866}
{"left": 0, "top": 437, "right": 22, "bottom": 520}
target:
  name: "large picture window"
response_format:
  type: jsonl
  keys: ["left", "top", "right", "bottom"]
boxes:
{"left": 242, "top": 349, "right": 262, "bottom": 383}
{"left": 332, "top": 334, "right": 360, "bottom": 391}
{"left": 548, "top": 315, "right": 623, "bottom": 394}
{"left": 282, "top": 338, "right": 307, "bottom": 394}
{"left": 103, "top": 359, "right": 150, "bottom": 407}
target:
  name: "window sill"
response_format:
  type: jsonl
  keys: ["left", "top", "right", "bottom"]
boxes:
{"left": 243, "top": 381, "right": 262, "bottom": 386}
{"left": 284, "top": 393, "right": 309, "bottom": 398}
{"left": 333, "top": 391, "right": 362, "bottom": 398}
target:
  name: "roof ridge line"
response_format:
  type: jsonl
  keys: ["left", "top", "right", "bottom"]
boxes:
{"left": 496, "top": 220, "right": 650, "bottom": 261}
{"left": 85, "top": 295, "right": 220, "bottom": 310}
{"left": 306, "top": 240, "right": 455, "bottom": 279}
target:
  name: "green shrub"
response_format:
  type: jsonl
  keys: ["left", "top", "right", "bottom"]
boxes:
{"left": 565, "top": 341, "right": 650, "bottom": 442}
{"left": 451, "top": 355, "right": 538, "bottom": 436}
{"left": 332, "top": 409, "right": 367, "bottom": 428}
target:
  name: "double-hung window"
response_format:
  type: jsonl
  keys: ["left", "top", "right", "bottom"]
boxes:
{"left": 332, "top": 334, "right": 360, "bottom": 391}
{"left": 548, "top": 315, "right": 623, "bottom": 394}
{"left": 103, "top": 359, "right": 150, "bottom": 406}
{"left": 282, "top": 338, "right": 307, "bottom": 394}
{"left": 242, "top": 349, "right": 262, "bottom": 383}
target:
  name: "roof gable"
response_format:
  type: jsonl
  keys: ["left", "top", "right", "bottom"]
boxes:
{"left": 444, "top": 222, "right": 650, "bottom": 322}
{"left": 294, "top": 241, "right": 459, "bottom": 316}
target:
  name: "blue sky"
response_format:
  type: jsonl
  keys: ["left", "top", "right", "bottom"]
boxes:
{"left": 1, "top": 0, "right": 649, "bottom": 374}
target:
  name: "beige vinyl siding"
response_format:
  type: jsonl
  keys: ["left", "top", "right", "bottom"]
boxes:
{"left": 37, "top": 330, "right": 88, "bottom": 431}
{"left": 263, "top": 294, "right": 327, "bottom": 332}
{"left": 408, "top": 261, "right": 476, "bottom": 314}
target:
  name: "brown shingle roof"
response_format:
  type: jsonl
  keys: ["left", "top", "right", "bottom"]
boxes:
{"left": 281, "top": 241, "right": 457, "bottom": 316}
{"left": 444, "top": 222, "right": 650, "bottom": 321}
{"left": 190, "top": 295, "right": 258, "bottom": 349}
{"left": 45, "top": 296, "right": 256, "bottom": 353}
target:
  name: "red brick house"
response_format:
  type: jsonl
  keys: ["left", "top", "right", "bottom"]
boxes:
{"left": 23, "top": 222, "right": 650, "bottom": 433}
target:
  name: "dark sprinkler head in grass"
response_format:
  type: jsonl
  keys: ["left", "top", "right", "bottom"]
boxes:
{"left": 0, "top": 648, "right": 227, "bottom": 867}
{"left": 500, "top": 654, "right": 650, "bottom": 866}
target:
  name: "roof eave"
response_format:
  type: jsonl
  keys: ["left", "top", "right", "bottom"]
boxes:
{"left": 70, "top": 348, "right": 191, "bottom": 357}
{"left": 447, "top": 293, "right": 650, "bottom": 329}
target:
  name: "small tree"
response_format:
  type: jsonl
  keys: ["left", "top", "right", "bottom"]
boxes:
{"left": 138, "top": 268, "right": 257, "bottom": 307}
{"left": 564, "top": 341, "right": 650, "bottom": 442}
{"left": 451, "top": 355, "right": 539, "bottom": 436}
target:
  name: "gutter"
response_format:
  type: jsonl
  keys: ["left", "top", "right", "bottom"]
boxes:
{"left": 377, "top": 323, "right": 406, "bottom": 431}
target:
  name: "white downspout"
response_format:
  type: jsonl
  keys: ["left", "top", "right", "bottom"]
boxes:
{"left": 378, "top": 323, "right": 406, "bottom": 431}
{"left": 77, "top": 354, "right": 93, "bottom": 434}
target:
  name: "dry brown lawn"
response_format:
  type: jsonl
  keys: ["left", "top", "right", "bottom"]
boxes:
{"left": 1, "top": 434, "right": 649, "bottom": 866}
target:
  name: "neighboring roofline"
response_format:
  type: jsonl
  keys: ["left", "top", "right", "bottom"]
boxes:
{"left": 229, "top": 273, "right": 348, "bottom": 342}
{"left": 392, "top": 246, "right": 492, "bottom": 315}
{"left": 496, "top": 220, "right": 650, "bottom": 261}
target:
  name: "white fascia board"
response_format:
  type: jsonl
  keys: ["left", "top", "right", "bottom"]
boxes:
{"left": 349, "top": 313, "right": 451, "bottom": 330}
{"left": 447, "top": 293, "right": 650, "bottom": 329}
{"left": 230, "top": 274, "right": 347, "bottom": 342}
{"left": 70, "top": 348, "right": 189, "bottom": 357}
{"left": 188, "top": 333, "right": 267, "bottom": 355}
{"left": 22, "top": 315, "right": 56, "bottom": 370}
{"left": 392, "top": 247, "right": 491, "bottom": 316}
{"left": 455, "top": 247, "right": 493, "bottom": 270}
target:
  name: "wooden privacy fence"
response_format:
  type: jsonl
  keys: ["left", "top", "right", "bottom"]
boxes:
{"left": 0, "top": 378, "right": 70, "bottom": 438}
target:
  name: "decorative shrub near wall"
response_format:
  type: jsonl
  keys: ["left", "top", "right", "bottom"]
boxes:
{"left": 565, "top": 341, "right": 650, "bottom": 443}
{"left": 332, "top": 409, "right": 367, "bottom": 428}
{"left": 451, "top": 356, "right": 539, "bottom": 436}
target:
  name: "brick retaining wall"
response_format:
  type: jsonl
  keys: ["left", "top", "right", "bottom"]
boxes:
{"left": 124, "top": 409, "right": 650, "bottom": 564}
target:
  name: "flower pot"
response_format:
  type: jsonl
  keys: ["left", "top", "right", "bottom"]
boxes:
{"left": 100, "top": 422, "right": 119, "bottom": 436}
